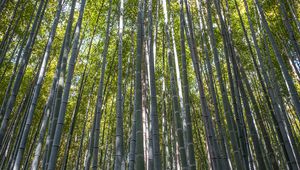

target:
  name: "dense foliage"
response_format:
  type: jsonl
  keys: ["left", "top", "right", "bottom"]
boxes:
{"left": 0, "top": 0, "right": 299, "bottom": 169}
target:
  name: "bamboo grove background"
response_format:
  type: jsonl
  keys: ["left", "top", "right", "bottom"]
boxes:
{"left": 0, "top": 0, "right": 299, "bottom": 169}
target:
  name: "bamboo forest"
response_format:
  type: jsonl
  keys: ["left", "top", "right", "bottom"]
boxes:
{"left": 0, "top": 0, "right": 300, "bottom": 169}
